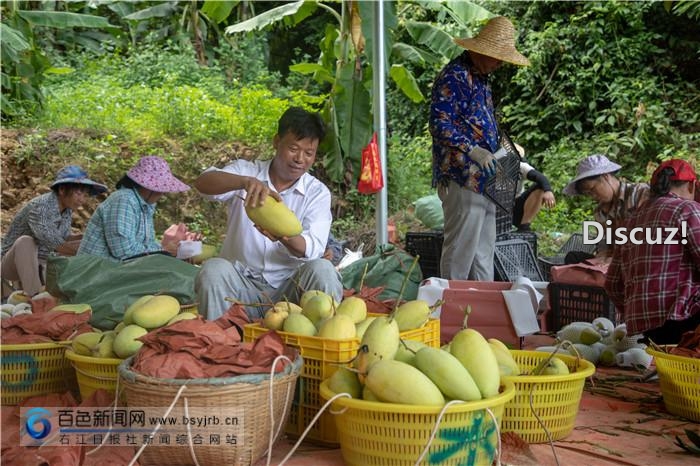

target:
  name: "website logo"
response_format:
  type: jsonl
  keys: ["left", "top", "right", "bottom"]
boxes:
{"left": 25, "top": 407, "right": 52, "bottom": 440}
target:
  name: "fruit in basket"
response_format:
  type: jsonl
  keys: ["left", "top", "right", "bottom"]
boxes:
{"left": 123, "top": 295, "right": 154, "bottom": 325}
{"left": 450, "top": 329, "right": 500, "bottom": 398}
{"left": 539, "top": 356, "right": 570, "bottom": 376}
{"left": 114, "top": 322, "right": 126, "bottom": 333}
{"left": 263, "top": 307, "right": 288, "bottom": 330}
{"left": 362, "top": 386, "right": 381, "bottom": 401}
{"left": 282, "top": 313, "right": 317, "bottom": 336}
{"left": 132, "top": 295, "right": 180, "bottom": 329}
{"left": 245, "top": 195, "right": 303, "bottom": 237}
{"left": 113, "top": 324, "right": 148, "bottom": 358}
{"left": 335, "top": 296, "right": 367, "bottom": 324}
{"left": 393, "top": 299, "right": 431, "bottom": 331}
{"left": 488, "top": 339, "right": 520, "bottom": 376}
{"left": 50, "top": 303, "right": 92, "bottom": 313}
{"left": 273, "top": 300, "right": 302, "bottom": 314}
{"left": 7, "top": 290, "right": 30, "bottom": 306}
{"left": 318, "top": 314, "right": 356, "bottom": 339}
{"left": 394, "top": 339, "right": 427, "bottom": 365}
{"left": 355, "top": 316, "right": 376, "bottom": 340}
{"left": 72, "top": 332, "right": 104, "bottom": 356}
{"left": 302, "top": 294, "right": 334, "bottom": 324}
{"left": 414, "top": 347, "right": 481, "bottom": 401}
{"left": 365, "top": 359, "right": 445, "bottom": 406}
{"left": 354, "top": 316, "right": 400, "bottom": 377}
{"left": 327, "top": 367, "right": 362, "bottom": 399}
{"left": 592, "top": 317, "right": 615, "bottom": 337}
{"left": 93, "top": 331, "right": 118, "bottom": 358}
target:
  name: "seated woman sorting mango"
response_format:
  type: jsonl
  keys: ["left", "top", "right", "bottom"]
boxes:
{"left": 78, "top": 156, "right": 199, "bottom": 261}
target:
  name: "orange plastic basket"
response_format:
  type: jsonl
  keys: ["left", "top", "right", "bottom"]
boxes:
{"left": 319, "top": 379, "right": 515, "bottom": 466}
{"left": 646, "top": 347, "right": 700, "bottom": 422}
{"left": 501, "top": 350, "right": 595, "bottom": 443}
{"left": 65, "top": 349, "right": 123, "bottom": 401}
{"left": 242, "top": 315, "right": 439, "bottom": 445}
{"left": 1, "top": 341, "right": 77, "bottom": 405}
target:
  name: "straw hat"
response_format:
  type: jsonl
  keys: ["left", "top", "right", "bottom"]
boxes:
{"left": 454, "top": 16, "right": 530, "bottom": 66}
{"left": 563, "top": 154, "right": 622, "bottom": 196}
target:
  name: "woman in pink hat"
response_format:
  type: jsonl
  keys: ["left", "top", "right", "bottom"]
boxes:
{"left": 606, "top": 159, "right": 700, "bottom": 344}
{"left": 78, "top": 156, "right": 194, "bottom": 261}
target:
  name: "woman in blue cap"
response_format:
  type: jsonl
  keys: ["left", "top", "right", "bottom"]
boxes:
{"left": 1, "top": 165, "right": 107, "bottom": 299}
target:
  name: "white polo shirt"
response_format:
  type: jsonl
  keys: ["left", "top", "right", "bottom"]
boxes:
{"left": 201, "top": 159, "right": 332, "bottom": 288}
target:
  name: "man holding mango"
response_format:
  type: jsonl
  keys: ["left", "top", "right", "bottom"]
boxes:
{"left": 194, "top": 107, "right": 343, "bottom": 320}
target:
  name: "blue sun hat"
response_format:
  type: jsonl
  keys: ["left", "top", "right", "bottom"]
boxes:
{"left": 563, "top": 154, "right": 622, "bottom": 196}
{"left": 50, "top": 165, "right": 108, "bottom": 196}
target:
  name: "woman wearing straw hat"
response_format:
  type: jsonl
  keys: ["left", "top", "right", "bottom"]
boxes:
{"left": 1, "top": 165, "right": 108, "bottom": 299}
{"left": 78, "top": 156, "right": 198, "bottom": 262}
{"left": 563, "top": 154, "right": 650, "bottom": 261}
{"left": 430, "top": 16, "right": 530, "bottom": 280}
{"left": 605, "top": 159, "right": 700, "bottom": 344}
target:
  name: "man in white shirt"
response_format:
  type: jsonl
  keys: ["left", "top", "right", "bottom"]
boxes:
{"left": 194, "top": 107, "right": 343, "bottom": 319}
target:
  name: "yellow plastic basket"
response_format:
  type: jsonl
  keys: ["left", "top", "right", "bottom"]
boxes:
{"left": 64, "top": 349, "right": 124, "bottom": 401}
{"left": 243, "top": 315, "right": 440, "bottom": 445}
{"left": 501, "top": 350, "right": 595, "bottom": 443}
{"left": 0, "top": 341, "right": 77, "bottom": 405}
{"left": 646, "top": 347, "right": 700, "bottom": 422}
{"left": 319, "top": 379, "right": 515, "bottom": 466}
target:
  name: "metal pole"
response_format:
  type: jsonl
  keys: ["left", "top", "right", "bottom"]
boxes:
{"left": 373, "top": 0, "right": 388, "bottom": 245}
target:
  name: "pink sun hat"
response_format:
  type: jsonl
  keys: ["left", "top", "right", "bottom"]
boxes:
{"left": 127, "top": 156, "right": 190, "bottom": 193}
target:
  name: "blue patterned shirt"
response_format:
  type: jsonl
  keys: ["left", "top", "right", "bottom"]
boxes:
{"left": 1, "top": 191, "right": 72, "bottom": 261}
{"left": 78, "top": 188, "right": 161, "bottom": 261}
{"left": 430, "top": 52, "right": 499, "bottom": 194}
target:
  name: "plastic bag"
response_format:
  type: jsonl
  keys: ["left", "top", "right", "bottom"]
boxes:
{"left": 357, "top": 132, "right": 384, "bottom": 194}
{"left": 336, "top": 243, "right": 364, "bottom": 271}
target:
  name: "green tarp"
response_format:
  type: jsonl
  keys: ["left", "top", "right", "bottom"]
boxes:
{"left": 46, "top": 254, "right": 199, "bottom": 330}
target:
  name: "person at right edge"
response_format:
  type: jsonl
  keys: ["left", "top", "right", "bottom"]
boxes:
{"left": 430, "top": 16, "right": 530, "bottom": 280}
{"left": 605, "top": 159, "right": 700, "bottom": 345}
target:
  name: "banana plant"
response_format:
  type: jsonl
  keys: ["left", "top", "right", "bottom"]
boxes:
{"left": 223, "top": 0, "right": 492, "bottom": 186}
{"left": 1, "top": 0, "right": 115, "bottom": 120}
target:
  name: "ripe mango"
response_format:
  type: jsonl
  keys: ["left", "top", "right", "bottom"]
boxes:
{"left": 263, "top": 308, "right": 288, "bottom": 330}
{"left": 393, "top": 299, "right": 431, "bottom": 331}
{"left": 50, "top": 303, "right": 92, "bottom": 314}
{"left": 354, "top": 316, "right": 400, "bottom": 380}
{"left": 132, "top": 295, "right": 180, "bottom": 329}
{"left": 415, "top": 346, "right": 482, "bottom": 401}
{"left": 450, "top": 329, "right": 500, "bottom": 398}
{"left": 166, "top": 312, "right": 198, "bottom": 326}
{"left": 355, "top": 316, "right": 376, "bottom": 340}
{"left": 123, "top": 295, "right": 154, "bottom": 325}
{"left": 282, "top": 313, "right": 317, "bottom": 336}
{"left": 488, "top": 339, "right": 520, "bottom": 376}
{"left": 302, "top": 294, "right": 334, "bottom": 324}
{"left": 113, "top": 324, "right": 148, "bottom": 358}
{"left": 72, "top": 332, "right": 103, "bottom": 356}
{"left": 93, "top": 331, "right": 118, "bottom": 358}
{"left": 273, "top": 301, "right": 302, "bottom": 314}
{"left": 394, "top": 339, "right": 427, "bottom": 366}
{"left": 365, "top": 359, "right": 445, "bottom": 406}
{"left": 335, "top": 296, "right": 367, "bottom": 324}
{"left": 318, "top": 314, "right": 356, "bottom": 340}
{"left": 327, "top": 367, "right": 362, "bottom": 399}
{"left": 245, "top": 195, "right": 302, "bottom": 237}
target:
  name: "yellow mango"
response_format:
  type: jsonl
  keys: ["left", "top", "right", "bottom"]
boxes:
{"left": 318, "top": 314, "right": 356, "bottom": 339}
{"left": 393, "top": 299, "right": 431, "bottom": 331}
{"left": 335, "top": 296, "right": 367, "bottom": 324}
{"left": 123, "top": 295, "right": 154, "bottom": 325}
{"left": 50, "top": 303, "right": 92, "bottom": 314}
{"left": 113, "top": 324, "right": 148, "bottom": 358}
{"left": 72, "top": 332, "right": 103, "bottom": 356}
{"left": 365, "top": 359, "right": 445, "bottom": 406}
{"left": 245, "top": 195, "right": 302, "bottom": 237}
{"left": 327, "top": 367, "right": 362, "bottom": 399}
{"left": 132, "top": 295, "right": 180, "bottom": 329}
{"left": 450, "top": 329, "right": 500, "bottom": 398}
{"left": 415, "top": 347, "right": 482, "bottom": 401}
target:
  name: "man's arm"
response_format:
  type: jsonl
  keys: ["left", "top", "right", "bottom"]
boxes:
{"left": 193, "top": 170, "right": 280, "bottom": 207}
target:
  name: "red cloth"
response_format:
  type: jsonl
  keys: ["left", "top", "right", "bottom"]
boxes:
{"left": 0, "top": 310, "right": 93, "bottom": 344}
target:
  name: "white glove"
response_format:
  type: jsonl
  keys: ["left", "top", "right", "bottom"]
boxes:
{"left": 469, "top": 146, "right": 497, "bottom": 177}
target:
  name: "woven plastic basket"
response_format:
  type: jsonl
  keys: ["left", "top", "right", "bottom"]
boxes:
{"left": 319, "top": 380, "right": 515, "bottom": 466}
{"left": 65, "top": 349, "right": 123, "bottom": 401}
{"left": 118, "top": 354, "right": 302, "bottom": 466}
{"left": 501, "top": 350, "right": 595, "bottom": 443}
{"left": 1, "top": 341, "right": 77, "bottom": 405}
{"left": 646, "top": 347, "right": 700, "bottom": 422}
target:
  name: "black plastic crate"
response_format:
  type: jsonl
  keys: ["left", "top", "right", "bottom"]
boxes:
{"left": 405, "top": 231, "right": 443, "bottom": 279}
{"left": 497, "top": 231, "right": 538, "bottom": 259}
{"left": 548, "top": 282, "right": 619, "bottom": 330}
{"left": 493, "top": 239, "right": 543, "bottom": 282}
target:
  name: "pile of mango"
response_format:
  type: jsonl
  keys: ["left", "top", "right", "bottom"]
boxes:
{"left": 70, "top": 295, "right": 195, "bottom": 360}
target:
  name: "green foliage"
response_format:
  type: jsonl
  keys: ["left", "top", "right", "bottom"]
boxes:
{"left": 386, "top": 131, "right": 433, "bottom": 212}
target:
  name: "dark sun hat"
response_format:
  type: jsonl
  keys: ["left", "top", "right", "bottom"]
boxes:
{"left": 51, "top": 165, "right": 108, "bottom": 196}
